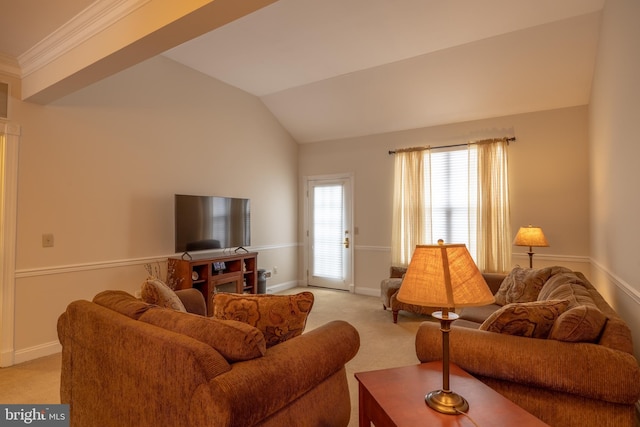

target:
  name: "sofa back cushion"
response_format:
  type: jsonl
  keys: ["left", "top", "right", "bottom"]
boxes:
{"left": 479, "top": 299, "right": 569, "bottom": 338}
{"left": 390, "top": 266, "right": 407, "bottom": 279}
{"left": 139, "top": 307, "right": 266, "bottom": 362}
{"left": 93, "top": 290, "right": 152, "bottom": 320}
{"left": 494, "top": 266, "right": 571, "bottom": 305}
{"left": 213, "top": 292, "right": 314, "bottom": 347}
{"left": 537, "top": 272, "right": 608, "bottom": 343}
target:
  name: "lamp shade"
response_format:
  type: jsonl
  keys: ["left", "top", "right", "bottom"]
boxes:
{"left": 396, "top": 243, "right": 495, "bottom": 308}
{"left": 513, "top": 225, "right": 549, "bottom": 247}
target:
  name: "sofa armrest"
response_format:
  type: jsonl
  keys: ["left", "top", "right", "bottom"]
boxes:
{"left": 415, "top": 322, "right": 640, "bottom": 404}
{"left": 204, "top": 320, "right": 360, "bottom": 426}
{"left": 175, "top": 288, "right": 207, "bottom": 316}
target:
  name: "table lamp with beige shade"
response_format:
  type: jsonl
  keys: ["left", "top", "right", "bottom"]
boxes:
{"left": 513, "top": 225, "right": 549, "bottom": 268}
{"left": 397, "top": 241, "right": 494, "bottom": 415}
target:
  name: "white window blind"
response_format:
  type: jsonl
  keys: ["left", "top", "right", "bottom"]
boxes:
{"left": 426, "top": 147, "right": 478, "bottom": 259}
{"left": 312, "top": 184, "right": 344, "bottom": 278}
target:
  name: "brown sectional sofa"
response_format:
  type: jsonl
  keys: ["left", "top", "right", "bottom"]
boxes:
{"left": 415, "top": 267, "right": 640, "bottom": 427}
{"left": 57, "top": 289, "right": 360, "bottom": 427}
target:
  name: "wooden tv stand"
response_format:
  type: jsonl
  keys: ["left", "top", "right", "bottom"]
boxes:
{"left": 167, "top": 251, "right": 258, "bottom": 316}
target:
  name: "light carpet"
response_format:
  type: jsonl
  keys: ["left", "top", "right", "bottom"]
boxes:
{"left": 283, "top": 287, "right": 432, "bottom": 426}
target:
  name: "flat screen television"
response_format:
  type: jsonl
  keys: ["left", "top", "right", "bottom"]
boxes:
{"left": 174, "top": 194, "right": 251, "bottom": 253}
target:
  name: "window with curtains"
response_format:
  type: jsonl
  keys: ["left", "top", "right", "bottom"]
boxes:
{"left": 392, "top": 138, "right": 511, "bottom": 273}
{"left": 427, "top": 147, "right": 478, "bottom": 258}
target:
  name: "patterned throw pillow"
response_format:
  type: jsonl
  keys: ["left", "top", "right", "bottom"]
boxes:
{"left": 494, "top": 266, "right": 571, "bottom": 305}
{"left": 213, "top": 292, "right": 314, "bottom": 347}
{"left": 140, "top": 277, "right": 187, "bottom": 312}
{"left": 480, "top": 299, "right": 570, "bottom": 338}
{"left": 549, "top": 305, "right": 608, "bottom": 343}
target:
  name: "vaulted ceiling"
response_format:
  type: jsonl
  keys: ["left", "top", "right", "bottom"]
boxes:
{"left": 0, "top": 0, "right": 605, "bottom": 143}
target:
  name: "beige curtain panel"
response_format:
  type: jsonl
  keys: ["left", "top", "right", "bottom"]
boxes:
{"left": 391, "top": 138, "right": 511, "bottom": 271}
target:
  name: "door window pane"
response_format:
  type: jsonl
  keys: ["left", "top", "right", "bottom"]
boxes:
{"left": 313, "top": 185, "right": 343, "bottom": 279}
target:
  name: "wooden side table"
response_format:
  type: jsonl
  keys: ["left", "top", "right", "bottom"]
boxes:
{"left": 355, "top": 361, "right": 550, "bottom": 427}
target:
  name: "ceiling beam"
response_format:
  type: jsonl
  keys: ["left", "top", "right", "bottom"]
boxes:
{"left": 21, "top": 0, "right": 277, "bottom": 103}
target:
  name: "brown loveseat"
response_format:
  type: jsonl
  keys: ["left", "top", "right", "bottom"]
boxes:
{"left": 57, "top": 289, "right": 360, "bottom": 427}
{"left": 415, "top": 267, "right": 640, "bottom": 427}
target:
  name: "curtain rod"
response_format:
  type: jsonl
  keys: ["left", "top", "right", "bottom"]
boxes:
{"left": 388, "top": 136, "right": 516, "bottom": 155}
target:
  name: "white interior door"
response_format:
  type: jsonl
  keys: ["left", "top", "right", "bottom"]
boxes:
{"left": 306, "top": 175, "right": 353, "bottom": 291}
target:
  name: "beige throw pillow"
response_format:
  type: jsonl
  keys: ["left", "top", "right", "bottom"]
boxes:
{"left": 480, "top": 300, "right": 569, "bottom": 338}
{"left": 141, "top": 277, "right": 187, "bottom": 312}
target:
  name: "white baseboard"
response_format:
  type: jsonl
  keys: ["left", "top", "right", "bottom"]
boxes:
{"left": 13, "top": 341, "right": 61, "bottom": 365}
{"left": 0, "top": 349, "right": 14, "bottom": 367}
{"left": 354, "top": 287, "right": 380, "bottom": 297}
{"left": 265, "top": 280, "right": 299, "bottom": 294}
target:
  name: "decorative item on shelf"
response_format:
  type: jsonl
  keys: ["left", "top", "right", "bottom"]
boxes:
{"left": 145, "top": 261, "right": 182, "bottom": 291}
{"left": 396, "top": 240, "right": 494, "bottom": 415}
{"left": 513, "top": 224, "right": 549, "bottom": 268}
{"left": 213, "top": 262, "right": 226, "bottom": 274}
{"left": 191, "top": 271, "right": 199, "bottom": 281}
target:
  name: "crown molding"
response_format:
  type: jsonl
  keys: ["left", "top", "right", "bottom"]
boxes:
{"left": 19, "top": 0, "right": 150, "bottom": 78}
{"left": 0, "top": 121, "right": 21, "bottom": 136}
{"left": 0, "top": 52, "right": 21, "bottom": 78}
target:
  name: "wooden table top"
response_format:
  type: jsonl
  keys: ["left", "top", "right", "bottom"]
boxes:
{"left": 355, "top": 361, "right": 550, "bottom": 427}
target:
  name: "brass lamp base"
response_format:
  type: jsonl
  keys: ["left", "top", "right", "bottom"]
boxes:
{"left": 425, "top": 389, "right": 469, "bottom": 415}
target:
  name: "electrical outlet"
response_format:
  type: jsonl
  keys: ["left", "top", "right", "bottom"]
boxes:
{"left": 273, "top": 266, "right": 278, "bottom": 274}
{"left": 42, "top": 233, "right": 54, "bottom": 248}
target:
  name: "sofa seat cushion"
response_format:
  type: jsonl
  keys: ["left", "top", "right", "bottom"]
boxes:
{"left": 458, "top": 304, "right": 502, "bottom": 324}
{"left": 480, "top": 299, "right": 570, "bottom": 338}
{"left": 141, "top": 277, "right": 187, "bottom": 312}
{"left": 538, "top": 272, "right": 608, "bottom": 343}
{"left": 213, "top": 292, "right": 314, "bottom": 347}
{"left": 93, "top": 290, "right": 152, "bottom": 320}
{"left": 494, "top": 266, "right": 571, "bottom": 305}
{"left": 139, "top": 307, "right": 266, "bottom": 362}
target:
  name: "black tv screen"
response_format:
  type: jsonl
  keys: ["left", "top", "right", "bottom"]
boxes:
{"left": 175, "top": 194, "right": 251, "bottom": 253}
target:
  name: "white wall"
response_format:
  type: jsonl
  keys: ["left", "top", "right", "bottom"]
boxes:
{"left": 299, "top": 106, "right": 591, "bottom": 296}
{"left": 588, "top": 0, "right": 640, "bottom": 357}
{"left": 5, "top": 56, "right": 299, "bottom": 363}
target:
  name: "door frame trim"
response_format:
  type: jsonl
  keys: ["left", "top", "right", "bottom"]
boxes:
{"left": 303, "top": 173, "right": 355, "bottom": 292}
{"left": 1, "top": 122, "right": 20, "bottom": 367}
